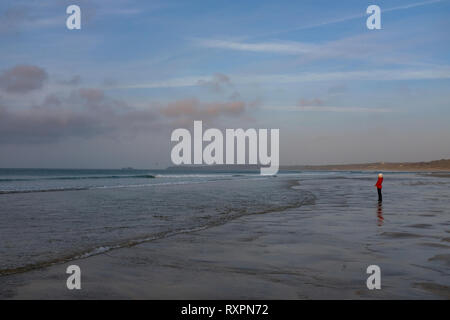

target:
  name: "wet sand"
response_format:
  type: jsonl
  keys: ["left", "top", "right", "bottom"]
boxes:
{"left": 1, "top": 207, "right": 449, "bottom": 299}
{"left": 0, "top": 207, "right": 390, "bottom": 299}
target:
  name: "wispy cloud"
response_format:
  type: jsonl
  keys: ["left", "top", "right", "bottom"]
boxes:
{"left": 196, "top": 31, "right": 435, "bottom": 68}
{"left": 252, "top": 0, "right": 446, "bottom": 37}
{"left": 197, "top": 39, "right": 317, "bottom": 54}
{"left": 198, "top": 33, "right": 383, "bottom": 59}
{"left": 116, "top": 67, "right": 450, "bottom": 89}
{"left": 263, "top": 106, "right": 393, "bottom": 113}
{"left": 197, "top": 73, "right": 232, "bottom": 93}
{"left": 160, "top": 98, "right": 246, "bottom": 120}
{"left": 384, "top": 0, "right": 444, "bottom": 12}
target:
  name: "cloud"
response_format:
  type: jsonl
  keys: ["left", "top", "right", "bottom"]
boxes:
{"left": 0, "top": 94, "right": 251, "bottom": 144}
{"left": 197, "top": 73, "right": 232, "bottom": 93}
{"left": 229, "top": 91, "right": 241, "bottom": 100}
{"left": 298, "top": 98, "right": 323, "bottom": 107}
{"left": 0, "top": 104, "right": 106, "bottom": 144}
{"left": 383, "top": 0, "right": 444, "bottom": 12}
{"left": 195, "top": 33, "right": 410, "bottom": 66}
{"left": 0, "top": 63, "right": 256, "bottom": 144}
{"left": 69, "top": 88, "right": 125, "bottom": 114}
{"left": 0, "top": 83, "right": 159, "bottom": 144}
{"left": 289, "top": 97, "right": 388, "bottom": 113}
{"left": 160, "top": 98, "right": 246, "bottom": 120}
{"left": 250, "top": 0, "right": 444, "bottom": 38}
{"left": 118, "top": 67, "right": 450, "bottom": 89}
{"left": 195, "top": 2, "right": 444, "bottom": 67}
{"left": 197, "top": 39, "right": 316, "bottom": 55}
{"left": 264, "top": 105, "right": 392, "bottom": 113}
{"left": 78, "top": 88, "right": 105, "bottom": 103}
{"left": 0, "top": 104, "right": 160, "bottom": 144}
{"left": 58, "top": 75, "right": 82, "bottom": 86}
{"left": 43, "top": 94, "right": 62, "bottom": 107}
{"left": 0, "top": 65, "right": 250, "bottom": 144}
{"left": 0, "top": 65, "right": 48, "bottom": 93}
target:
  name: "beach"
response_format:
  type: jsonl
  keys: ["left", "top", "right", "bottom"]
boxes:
{"left": 0, "top": 170, "right": 449, "bottom": 299}
{"left": 2, "top": 0, "right": 450, "bottom": 305}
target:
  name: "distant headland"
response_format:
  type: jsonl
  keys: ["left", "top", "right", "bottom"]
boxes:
{"left": 282, "top": 159, "right": 450, "bottom": 172}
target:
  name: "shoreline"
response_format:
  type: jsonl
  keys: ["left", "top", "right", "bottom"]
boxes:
{"left": 0, "top": 207, "right": 386, "bottom": 299}
{"left": 166, "top": 159, "right": 450, "bottom": 173}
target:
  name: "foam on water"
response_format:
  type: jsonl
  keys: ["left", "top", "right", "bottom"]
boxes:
{"left": 0, "top": 170, "right": 313, "bottom": 276}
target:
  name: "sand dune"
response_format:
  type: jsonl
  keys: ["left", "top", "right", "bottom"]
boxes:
{"left": 283, "top": 159, "right": 450, "bottom": 172}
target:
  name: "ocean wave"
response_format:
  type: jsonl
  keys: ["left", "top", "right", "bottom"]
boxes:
{"left": 155, "top": 174, "right": 253, "bottom": 178}
{"left": 0, "top": 173, "right": 255, "bottom": 183}
{"left": 0, "top": 174, "right": 156, "bottom": 183}
{"left": 0, "top": 178, "right": 239, "bottom": 194}
{"left": 0, "top": 187, "right": 90, "bottom": 194}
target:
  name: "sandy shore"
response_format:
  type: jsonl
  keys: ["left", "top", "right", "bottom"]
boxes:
{"left": 1, "top": 204, "right": 448, "bottom": 299}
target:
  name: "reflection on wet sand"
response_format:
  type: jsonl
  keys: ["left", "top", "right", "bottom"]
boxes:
{"left": 377, "top": 203, "right": 384, "bottom": 226}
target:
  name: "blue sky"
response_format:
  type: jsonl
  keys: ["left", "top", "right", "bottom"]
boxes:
{"left": 0, "top": 0, "right": 449, "bottom": 168}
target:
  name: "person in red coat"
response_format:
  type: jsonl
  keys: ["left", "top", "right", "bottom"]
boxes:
{"left": 375, "top": 173, "right": 383, "bottom": 202}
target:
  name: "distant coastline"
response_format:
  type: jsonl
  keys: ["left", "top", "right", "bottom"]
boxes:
{"left": 166, "top": 159, "right": 450, "bottom": 172}
{"left": 282, "top": 159, "right": 450, "bottom": 172}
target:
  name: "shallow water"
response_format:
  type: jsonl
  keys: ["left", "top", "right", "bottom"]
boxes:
{"left": 0, "top": 169, "right": 311, "bottom": 275}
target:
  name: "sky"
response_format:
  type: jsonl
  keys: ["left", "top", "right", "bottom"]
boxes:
{"left": 0, "top": 0, "right": 449, "bottom": 168}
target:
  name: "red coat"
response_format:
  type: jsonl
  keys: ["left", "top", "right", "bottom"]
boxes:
{"left": 375, "top": 177, "right": 383, "bottom": 189}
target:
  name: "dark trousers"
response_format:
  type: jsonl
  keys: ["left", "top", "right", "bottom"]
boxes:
{"left": 377, "top": 188, "right": 382, "bottom": 202}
